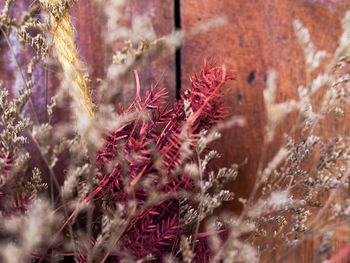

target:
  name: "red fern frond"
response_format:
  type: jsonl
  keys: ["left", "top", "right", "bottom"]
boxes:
{"left": 94, "top": 61, "right": 235, "bottom": 261}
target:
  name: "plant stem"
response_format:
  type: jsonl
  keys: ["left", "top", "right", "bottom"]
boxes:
{"left": 0, "top": 27, "right": 40, "bottom": 125}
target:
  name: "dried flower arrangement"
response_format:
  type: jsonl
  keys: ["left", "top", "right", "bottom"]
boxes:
{"left": 0, "top": 0, "right": 349, "bottom": 263}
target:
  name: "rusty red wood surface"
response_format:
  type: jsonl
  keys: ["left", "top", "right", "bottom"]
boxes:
{"left": 0, "top": 0, "right": 176, "bottom": 184}
{"left": 71, "top": 0, "right": 176, "bottom": 104}
{"left": 181, "top": 0, "right": 349, "bottom": 262}
{"left": 0, "top": 0, "right": 175, "bottom": 112}
{"left": 181, "top": 0, "right": 349, "bottom": 203}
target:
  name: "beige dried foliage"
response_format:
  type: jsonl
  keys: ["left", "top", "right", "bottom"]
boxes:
{"left": 264, "top": 71, "right": 298, "bottom": 143}
{"left": 0, "top": 198, "right": 59, "bottom": 263}
{"left": 113, "top": 38, "right": 166, "bottom": 65}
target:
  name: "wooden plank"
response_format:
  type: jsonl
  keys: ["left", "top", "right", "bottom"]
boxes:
{"left": 181, "top": 0, "right": 349, "bottom": 262}
{"left": 71, "top": 0, "right": 176, "bottom": 106}
{"left": 0, "top": 0, "right": 175, "bottom": 114}
{"left": 0, "top": 0, "right": 175, "bottom": 184}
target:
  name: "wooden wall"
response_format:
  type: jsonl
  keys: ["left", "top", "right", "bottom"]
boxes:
{"left": 1, "top": 0, "right": 349, "bottom": 262}
{"left": 179, "top": 1, "right": 350, "bottom": 262}
{"left": 181, "top": 0, "right": 349, "bottom": 205}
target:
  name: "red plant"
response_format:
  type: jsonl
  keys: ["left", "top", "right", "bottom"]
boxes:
{"left": 94, "top": 60, "right": 235, "bottom": 261}
{"left": 0, "top": 144, "right": 33, "bottom": 216}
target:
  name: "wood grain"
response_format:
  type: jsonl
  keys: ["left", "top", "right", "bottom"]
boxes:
{"left": 71, "top": 0, "right": 176, "bottom": 106}
{"left": 0, "top": 0, "right": 176, "bottom": 113}
{"left": 0, "top": 0, "right": 176, "bottom": 184}
{"left": 181, "top": 0, "right": 350, "bottom": 262}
